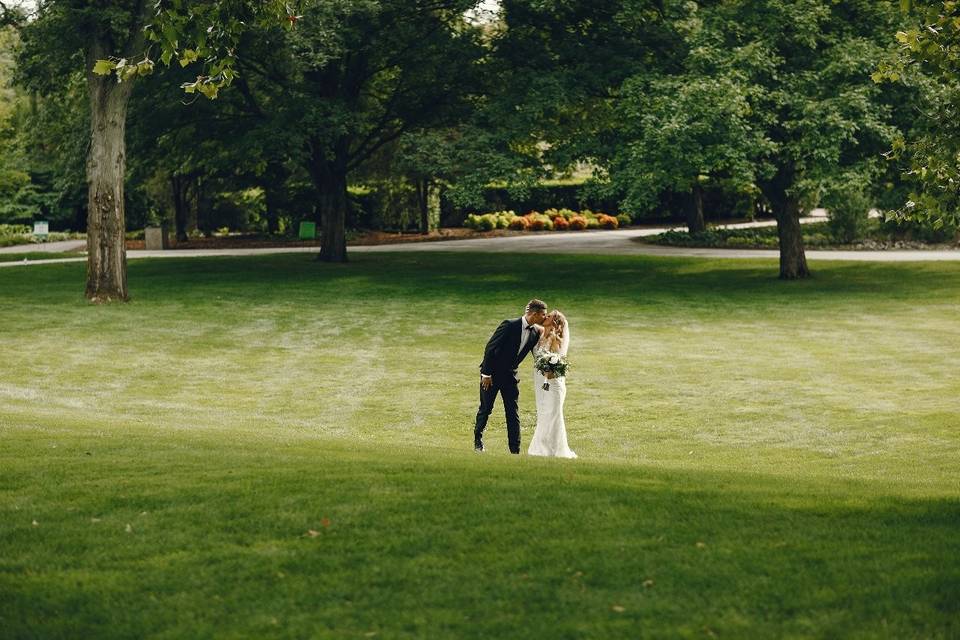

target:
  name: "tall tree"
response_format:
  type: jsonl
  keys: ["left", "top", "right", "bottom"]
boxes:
{"left": 708, "top": 0, "right": 900, "bottom": 278}
{"left": 17, "top": 1, "right": 152, "bottom": 300}
{"left": 234, "top": 0, "right": 485, "bottom": 262}
{"left": 11, "top": 0, "right": 291, "bottom": 301}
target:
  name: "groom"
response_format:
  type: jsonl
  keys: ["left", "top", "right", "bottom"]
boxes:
{"left": 474, "top": 299, "right": 547, "bottom": 454}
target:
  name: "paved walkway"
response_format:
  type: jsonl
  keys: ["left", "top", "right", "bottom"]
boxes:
{"left": 2, "top": 217, "right": 958, "bottom": 268}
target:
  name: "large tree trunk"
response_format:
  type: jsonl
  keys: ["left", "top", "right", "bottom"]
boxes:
{"left": 416, "top": 178, "right": 430, "bottom": 235}
{"left": 262, "top": 162, "right": 289, "bottom": 235}
{"left": 192, "top": 176, "right": 203, "bottom": 235}
{"left": 263, "top": 185, "right": 281, "bottom": 235}
{"left": 309, "top": 143, "right": 349, "bottom": 263}
{"left": 687, "top": 183, "right": 706, "bottom": 234}
{"left": 762, "top": 165, "right": 810, "bottom": 280}
{"left": 775, "top": 195, "right": 809, "bottom": 279}
{"left": 85, "top": 45, "right": 135, "bottom": 303}
{"left": 171, "top": 174, "right": 190, "bottom": 242}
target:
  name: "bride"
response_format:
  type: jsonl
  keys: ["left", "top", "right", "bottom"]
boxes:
{"left": 528, "top": 310, "right": 577, "bottom": 458}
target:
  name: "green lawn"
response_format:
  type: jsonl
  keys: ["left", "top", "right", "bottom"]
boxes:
{"left": 1, "top": 253, "right": 958, "bottom": 639}
{"left": 0, "top": 252, "right": 84, "bottom": 263}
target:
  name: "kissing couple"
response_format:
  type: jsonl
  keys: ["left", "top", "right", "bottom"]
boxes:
{"left": 474, "top": 299, "right": 577, "bottom": 458}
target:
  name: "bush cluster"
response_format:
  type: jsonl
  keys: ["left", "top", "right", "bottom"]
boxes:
{"left": 0, "top": 224, "right": 82, "bottom": 247}
{"left": 650, "top": 223, "right": 846, "bottom": 249}
{"left": 463, "top": 208, "right": 631, "bottom": 232}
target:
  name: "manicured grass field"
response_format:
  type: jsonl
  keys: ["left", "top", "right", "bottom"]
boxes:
{"left": 1, "top": 253, "right": 958, "bottom": 638}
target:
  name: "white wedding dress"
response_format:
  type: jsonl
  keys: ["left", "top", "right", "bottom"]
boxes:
{"left": 527, "top": 325, "right": 577, "bottom": 459}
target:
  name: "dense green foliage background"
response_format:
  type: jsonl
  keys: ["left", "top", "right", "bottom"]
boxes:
{"left": 1, "top": 1, "right": 955, "bottom": 242}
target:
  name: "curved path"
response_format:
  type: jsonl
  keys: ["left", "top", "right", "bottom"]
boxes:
{"left": 2, "top": 218, "right": 958, "bottom": 268}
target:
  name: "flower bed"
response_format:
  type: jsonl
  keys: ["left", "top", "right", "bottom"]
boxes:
{"left": 463, "top": 209, "right": 632, "bottom": 232}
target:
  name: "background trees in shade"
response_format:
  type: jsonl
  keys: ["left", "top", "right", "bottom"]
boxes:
{"left": 601, "top": 0, "right": 904, "bottom": 278}
{"left": 1, "top": 0, "right": 952, "bottom": 292}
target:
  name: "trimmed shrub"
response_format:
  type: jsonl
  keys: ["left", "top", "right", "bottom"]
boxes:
{"left": 476, "top": 214, "right": 497, "bottom": 231}
{"left": 553, "top": 216, "right": 570, "bottom": 231}
{"left": 616, "top": 213, "right": 632, "bottom": 228}
{"left": 724, "top": 236, "right": 753, "bottom": 248}
{"left": 824, "top": 189, "right": 870, "bottom": 244}
{"left": 0, "top": 224, "right": 31, "bottom": 236}
{"left": 586, "top": 217, "right": 601, "bottom": 230}
{"left": 569, "top": 216, "right": 588, "bottom": 231}
{"left": 508, "top": 216, "right": 530, "bottom": 231}
{"left": 597, "top": 213, "right": 619, "bottom": 229}
{"left": 805, "top": 233, "right": 831, "bottom": 247}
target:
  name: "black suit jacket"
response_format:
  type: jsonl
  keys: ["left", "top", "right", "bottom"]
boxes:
{"left": 480, "top": 318, "right": 538, "bottom": 376}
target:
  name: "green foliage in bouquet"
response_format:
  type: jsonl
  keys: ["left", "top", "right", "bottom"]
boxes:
{"left": 534, "top": 351, "right": 570, "bottom": 378}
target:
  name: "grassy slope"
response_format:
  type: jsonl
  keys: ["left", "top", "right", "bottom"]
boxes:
{"left": 1, "top": 253, "right": 958, "bottom": 639}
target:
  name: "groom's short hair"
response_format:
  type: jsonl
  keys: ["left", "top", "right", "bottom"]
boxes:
{"left": 526, "top": 299, "right": 547, "bottom": 313}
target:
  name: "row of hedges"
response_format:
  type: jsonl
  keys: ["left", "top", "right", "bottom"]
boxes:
{"left": 464, "top": 209, "right": 631, "bottom": 232}
{"left": 0, "top": 224, "right": 83, "bottom": 247}
{"left": 649, "top": 224, "right": 833, "bottom": 249}
{"left": 649, "top": 219, "right": 960, "bottom": 249}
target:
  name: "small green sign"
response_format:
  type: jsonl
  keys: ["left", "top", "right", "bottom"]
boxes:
{"left": 299, "top": 221, "right": 317, "bottom": 240}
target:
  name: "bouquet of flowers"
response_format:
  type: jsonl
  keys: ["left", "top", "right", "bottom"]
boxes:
{"left": 534, "top": 351, "right": 569, "bottom": 390}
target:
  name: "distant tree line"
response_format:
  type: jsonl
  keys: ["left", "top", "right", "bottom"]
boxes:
{"left": 0, "top": 0, "right": 955, "bottom": 299}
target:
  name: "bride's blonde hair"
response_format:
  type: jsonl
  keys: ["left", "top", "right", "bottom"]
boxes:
{"left": 548, "top": 310, "right": 566, "bottom": 339}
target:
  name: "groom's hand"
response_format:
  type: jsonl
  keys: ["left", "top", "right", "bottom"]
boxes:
{"left": 480, "top": 375, "right": 492, "bottom": 391}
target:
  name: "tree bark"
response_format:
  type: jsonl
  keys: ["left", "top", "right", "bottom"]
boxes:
{"left": 687, "top": 183, "right": 706, "bottom": 234}
{"left": 171, "top": 174, "right": 189, "bottom": 242}
{"left": 416, "top": 178, "right": 429, "bottom": 235}
{"left": 193, "top": 176, "right": 203, "bottom": 235}
{"left": 309, "top": 144, "right": 349, "bottom": 262}
{"left": 761, "top": 165, "right": 810, "bottom": 280}
{"left": 263, "top": 186, "right": 281, "bottom": 235}
{"left": 85, "top": 42, "right": 135, "bottom": 302}
{"left": 262, "top": 161, "right": 289, "bottom": 235}
{"left": 775, "top": 195, "right": 810, "bottom": 279}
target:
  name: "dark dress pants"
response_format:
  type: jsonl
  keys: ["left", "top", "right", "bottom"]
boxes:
{"left": 475, "top": 371, "right": 521, "bottom": 453}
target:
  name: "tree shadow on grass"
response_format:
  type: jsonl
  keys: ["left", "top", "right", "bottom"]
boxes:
{"left": 2, "top": 430, "right": 958, "bottom": 639}
{"left": 1, "top": 253, "right": 957, "bottom": 313}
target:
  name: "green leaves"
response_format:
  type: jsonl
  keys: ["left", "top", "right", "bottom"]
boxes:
{"left": 179, "top": 77, "right": 221, "bottom": 99}
{"left": 877, "top": 0, "right": 960, "bottom": 226}
{"left": 178, "top": 49, "right": 198, "bottom": 67}
{"left": 91, "top": 59, "right": 117, "bottom": 76}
